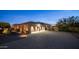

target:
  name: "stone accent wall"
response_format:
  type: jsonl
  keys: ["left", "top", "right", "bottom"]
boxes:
{"left": 12, "top": 23, "right": 52, "bottom": 34}
{"left": 12, "top": 24, "right": 29, "bottom": 34}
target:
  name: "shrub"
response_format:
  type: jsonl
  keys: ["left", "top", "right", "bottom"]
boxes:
{"left": 0, "top": 22, "right": 11, "bottom": 34}
{"left": 56, "top": 16, "right": 79, "bottom": 32}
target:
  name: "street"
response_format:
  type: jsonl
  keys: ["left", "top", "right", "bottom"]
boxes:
{"left": 1, "top": 31, "right": 79, "bottom": 49}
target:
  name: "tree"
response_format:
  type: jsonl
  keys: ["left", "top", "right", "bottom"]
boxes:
{"left": 0, "top": 22, "right": 10, "bottom": 28}
{"left": 0, "top": 22, "right": 11, "bottom": 34}
{"left": 56, "top": 16, "right": 79, "bottom": 32}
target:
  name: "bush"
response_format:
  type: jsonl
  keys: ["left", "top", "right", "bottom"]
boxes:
{"left": 0, "top": 22, "right": 11, "bottom": 34}
{"left": 2, "top": 28, "right": 10, "bottom": 34}
{"left": 0, "top": 22, "right": 10, "bottom": 28}
{"left": 56, "top": 16, "right": 79, "bottom": 32}
{"left": 68, "top": 27, "right": 79, "bottom": 33}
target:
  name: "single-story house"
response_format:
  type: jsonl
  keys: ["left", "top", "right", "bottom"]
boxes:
{"left": 12, "top": 21, "right": 52, "bottom": 34}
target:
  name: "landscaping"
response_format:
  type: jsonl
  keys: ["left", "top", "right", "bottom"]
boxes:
{"left": 0, "top": 22, "right": 11, "bottom": 35}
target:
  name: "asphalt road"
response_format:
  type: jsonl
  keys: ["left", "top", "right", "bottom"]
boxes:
{"left": 1, "top": 31, "right": 79, "bottom": 49}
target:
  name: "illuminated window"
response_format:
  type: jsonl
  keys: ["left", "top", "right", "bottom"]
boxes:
{"left": 37, "top": 24, "right": 41, "bottom": 27}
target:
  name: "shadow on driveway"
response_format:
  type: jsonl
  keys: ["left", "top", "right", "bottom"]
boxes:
{"left": 0, "top": 32, "right": 26, "bottom": 44}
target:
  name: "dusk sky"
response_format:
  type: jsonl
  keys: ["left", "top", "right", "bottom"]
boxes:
{"left": 0, "top": 10, "right": 79, "bottom": 25}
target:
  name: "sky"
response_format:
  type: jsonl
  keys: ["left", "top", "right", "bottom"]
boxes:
{"left": 0, "top": 10, "right": 79, "bottom": 25}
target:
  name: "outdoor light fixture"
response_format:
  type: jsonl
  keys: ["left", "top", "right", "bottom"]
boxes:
{"left": 0, "top": 27, "right": 2, "bottom": 30}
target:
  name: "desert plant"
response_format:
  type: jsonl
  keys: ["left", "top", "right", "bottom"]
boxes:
{"left": 0, "top": 22, "right": 11, "bottom": 34}
{"left": 56, "top": 16, "right": 79, "bottom": 32}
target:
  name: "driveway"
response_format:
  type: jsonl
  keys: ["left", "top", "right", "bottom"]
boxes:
{"left": 1, "top": 31, "right": 79, "bottom": 49}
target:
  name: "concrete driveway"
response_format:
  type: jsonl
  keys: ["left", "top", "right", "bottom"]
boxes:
{"left": 1, "top": 31, "right": 79, "bottom": 49}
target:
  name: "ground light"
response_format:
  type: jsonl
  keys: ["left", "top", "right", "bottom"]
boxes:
{"left": 19, "top": 35, "right": 28, "bottom": 38}
{"left": 31, "top": 30, "right": 45, "bottom": 34}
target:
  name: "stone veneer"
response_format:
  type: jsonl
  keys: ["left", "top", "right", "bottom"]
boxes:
{"left": 12, "top": 22, "right": 53, "bottom": 34}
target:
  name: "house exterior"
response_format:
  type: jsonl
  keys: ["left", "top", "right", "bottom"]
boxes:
{"left": 12, "top": 21, "right": 52, "bottom": 34}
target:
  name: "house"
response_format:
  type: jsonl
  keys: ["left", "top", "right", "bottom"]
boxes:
{"left": 12, "top": 21, "right": 52, "bottom": 34}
